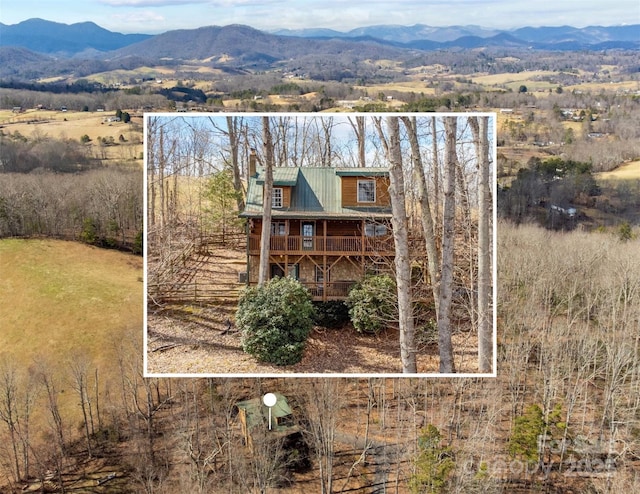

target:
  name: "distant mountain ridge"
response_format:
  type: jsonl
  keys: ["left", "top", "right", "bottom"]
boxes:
{"left": 0, "top": 18, "right": 151, "bottom": 56}
{"left": 1, "top": 18, "right": 638, "bottom": 59}
{"left": 274, "top": 24, "right": 501, "bottom": 43}
{"left": 0, "top": 18, "right": 638, "bottom": 77}
{"left": 274, "top": 23, "right": 640, "bottom": 50}
{"left": 108, "top": 24, "right": 405, "bottom": 68}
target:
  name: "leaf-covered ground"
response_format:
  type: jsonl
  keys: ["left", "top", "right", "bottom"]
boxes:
{"left": 146, "top": 246, "right": 480, "bottom": 375}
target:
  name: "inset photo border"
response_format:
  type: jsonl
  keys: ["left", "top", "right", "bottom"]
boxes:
{"left": 144, "top": 112, "right": 497, "bottom": 377}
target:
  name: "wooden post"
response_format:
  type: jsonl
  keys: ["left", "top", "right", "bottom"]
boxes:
{"left": 323, "top": 219, "right": 327, "bottom": 301}
{"left": 285, "top": 220, "right": 289, "bottom": 280}
{"left": 361, "top": 219, "right": 366, "bottom": 277}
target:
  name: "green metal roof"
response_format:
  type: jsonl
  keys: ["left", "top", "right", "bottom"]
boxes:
{"left": 256, "top": 167, "right": 299, "bottom": 186}
{"left": 236, "top": 393, "right": 293, "bottom": 431}
{"left": 241, "top": 166, "right": 391, "bottom": 219}
{"left": 335, "top": 168, "right": 390, "bottom": 176}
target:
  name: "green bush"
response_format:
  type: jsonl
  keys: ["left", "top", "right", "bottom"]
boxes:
{"left": 347, "top": 274, "right": 397, "bottom": 334}
{"left": 409, "top": 424, "right": 455, "bottom": 494}
{"left": 133, "top": 229, "right": 143, "bottom": 255}
{"left": 236, "top": 277, "right": 315, "bottom": 365}
{"left": 312, "top": 300, "right": 350, "bottom": 329}
{"left": 508, "top": 404, "right": 544, "bottom": 464}
{"left": 80, "top": 217, "right": 98, "bottom": 245}
{"left": 618, "top": 221, "right": 633, "bottom": 242}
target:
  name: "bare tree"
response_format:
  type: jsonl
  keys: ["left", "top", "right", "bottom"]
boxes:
{"left": 299, "top": 379, "right": 343, "bottom": 494}
{"left": 348, "top": 116, "right": 367, "bottom": 167}
{"left": 68, "top": 354, "right": 94, "bottom": 458}
{"left": 469, "top": 116, "right": 492, "bottom": 373}
{"left": 211, "top": 116, "right": 246, "bottom": 211}
{"left": 438, "top": 116, "right": 458, "bottom": 373}
{"left": 374, "top": 116, "right": 418, "bottom": 373}
{"left": 258, "top": 116, "right": 275, "bottom": 285}
{"left": 401, "top": 116, "right": 441, "bottom": 320}
{"left": 0, "top": 359, "right": 30, "bottom": 485}
{"left": 431, "top": 116, "right": 441, "bottom": 227}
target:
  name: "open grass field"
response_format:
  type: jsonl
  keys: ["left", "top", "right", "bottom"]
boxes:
{"left": 0, "top": 238, "right": 143, "bottom": 368}
{"left": 596, "top": 159, "right": 640, "bottom": 181}
{"left": 85, "top": 64, "right": 224, "bottom": 88}
{"left": 0, "top": 109, "right": 143, "bottom": 162}
{"left": 471, "top": 69, "right": 557, "bottom": 88}
{"left": 0, "top": 238, "right": 143, "bottom": 430}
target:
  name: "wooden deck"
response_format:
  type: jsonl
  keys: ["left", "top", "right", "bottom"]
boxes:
{"left": 248, "top": 235, "right": 395, "bottom": 256}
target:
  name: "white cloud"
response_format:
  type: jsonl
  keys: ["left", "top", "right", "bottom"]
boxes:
{"left": 101, "top": 10, "right": 167, "bottom": 33}
{"left": 110, "top": 10, "right": 166, "bottom": 25}
{"left": 100, "top": 0, "right": 208, "bottom": 6}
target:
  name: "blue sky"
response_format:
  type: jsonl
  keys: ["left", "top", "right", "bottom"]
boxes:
{"left": 1, "top": 0, "right": 638, "bottom": 33}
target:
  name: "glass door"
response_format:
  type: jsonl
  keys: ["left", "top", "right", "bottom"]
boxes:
{"left": 302, "top": 221, "right": 314, "bottom": 250}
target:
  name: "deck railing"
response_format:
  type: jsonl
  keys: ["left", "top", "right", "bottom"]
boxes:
{"left": 248, "top": 235, "right": 394, "bottom": 255}
{"left": 303, "top": 281, "right": 357, "bottom": 299}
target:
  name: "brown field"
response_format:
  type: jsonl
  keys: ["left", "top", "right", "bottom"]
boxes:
{"left": 0, "top": 109, "right": 143, "bottom": 162}
{"left": 471, "top": 70, "right": 557, "bottom": 87}
{"left": 564, "top": 79, "right": 639, "bottom": 93}
{"left": 86, "top": 64, "right": 224, "bottom": 88}
{"left": 596, "top": 159, "right": 640, "bottom": 181}
{"left": 0, "top": 238, "right": 143, "bottom": 422}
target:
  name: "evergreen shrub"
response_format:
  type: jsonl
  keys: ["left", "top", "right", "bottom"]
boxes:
{"left": 236, "top": 277, "right": 315, "bottom": 365}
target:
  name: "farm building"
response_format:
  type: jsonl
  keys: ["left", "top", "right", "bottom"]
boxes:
{"left": 239, "top": 153, "right": 394, "bottom": 301}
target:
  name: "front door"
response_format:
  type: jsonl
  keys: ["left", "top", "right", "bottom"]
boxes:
{"left": 302, "top": 221, "right": 315, "bottom": 250}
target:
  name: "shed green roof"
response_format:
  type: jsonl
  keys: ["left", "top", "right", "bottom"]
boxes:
{"left": 241, "top": 167, "right": 391, "bottom": 219}
{"left": 236, "top": 393, "right": 293, "bottom": 431}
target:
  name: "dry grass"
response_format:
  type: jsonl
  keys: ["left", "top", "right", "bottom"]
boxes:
{"left": 0, "top": 238, "right": 143, "bottom": 365}
{"left": 471, "top": 70, "right": 557, "bottom": 86}
{"left": 596, "top": 160, "right": 640, "bottom": 181}
{"left": 0, "top": 109, "right": 143, "bottom": 162}
{"left": 0, "top": 238, "right": 143, "bottom": 421}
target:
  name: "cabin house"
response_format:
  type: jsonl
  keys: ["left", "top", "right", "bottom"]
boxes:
{"left": 239, "top": 153, "right": 394, "bottom": 301}
{"left": 235, "top": 393, "right": 298, "bottom": 451}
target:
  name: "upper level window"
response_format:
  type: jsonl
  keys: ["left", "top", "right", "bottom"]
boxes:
{"left": 272, "top": 188, "right": 283, "bottom": 208}
{"left": 357, "top": 180, "right": 376, "bottom": 203}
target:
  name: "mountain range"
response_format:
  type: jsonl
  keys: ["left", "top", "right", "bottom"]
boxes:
{"left": 0, "top": 19, "right": 638, "bottom": 81}
{"left": 275, "top": 23, "right": 640, "bottom": 46}
{"left": 1, "top": 18, "right": 638, "bottom": 59}
{"left": 0, "top": 18, "right": 151, "bottom": 57}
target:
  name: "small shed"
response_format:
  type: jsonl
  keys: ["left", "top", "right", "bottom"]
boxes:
{"left": 236, "top": 393, "right": 297, "bottom": 450}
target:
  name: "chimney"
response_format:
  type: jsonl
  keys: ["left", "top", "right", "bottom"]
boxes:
{"left": 249, "top": 148, "right": 257, "bottom": 178}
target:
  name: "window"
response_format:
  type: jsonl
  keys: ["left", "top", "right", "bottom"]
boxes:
{"left": 315, "top": 266, "right": 328, "bottom": 283}
{"left": 272, "top": 188, "right": 283, "bottom": 208}
{"left": 271, "top": 221, "right": 287, "bottom": 236}
{"left": 365, "top": 222, "right": 388, "bottom": 237}
{"left": 357, "top": 180, "right": 376, "bottom": 203}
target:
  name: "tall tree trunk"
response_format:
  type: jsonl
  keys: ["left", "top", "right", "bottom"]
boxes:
{"left": 225, "top": 116, "right": 245, "bottom": 211}
{"left": 438, "top": 116, "right": 457, "bottom": 373}
{"left": 348, "top": 116, "right": 366, "bottom": 167}
{"left": 159, "top": 126, "right": 165, "bottom": 230}
{"left": 470, "top": 116, "right": 493, "bottom": 373}
{"left": 377, "top": 116, "right": 417, "bottom": 373}
{"left": 320, "top": 117, "right": 334, "bottom": 167}
{"left": 258, "top": 117, "right": 274, "bottom": 286}
{"left": 0, "top": 364, "right": 22, "bottom": 483}
{"left": 147, "top": 118, "right": 156, "bottom": 228}
{"left": 400, "top": 116, "right": 441, "bottom": 321}
{"left": 431, "top": 116, "right": 440, "bottom": 227}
